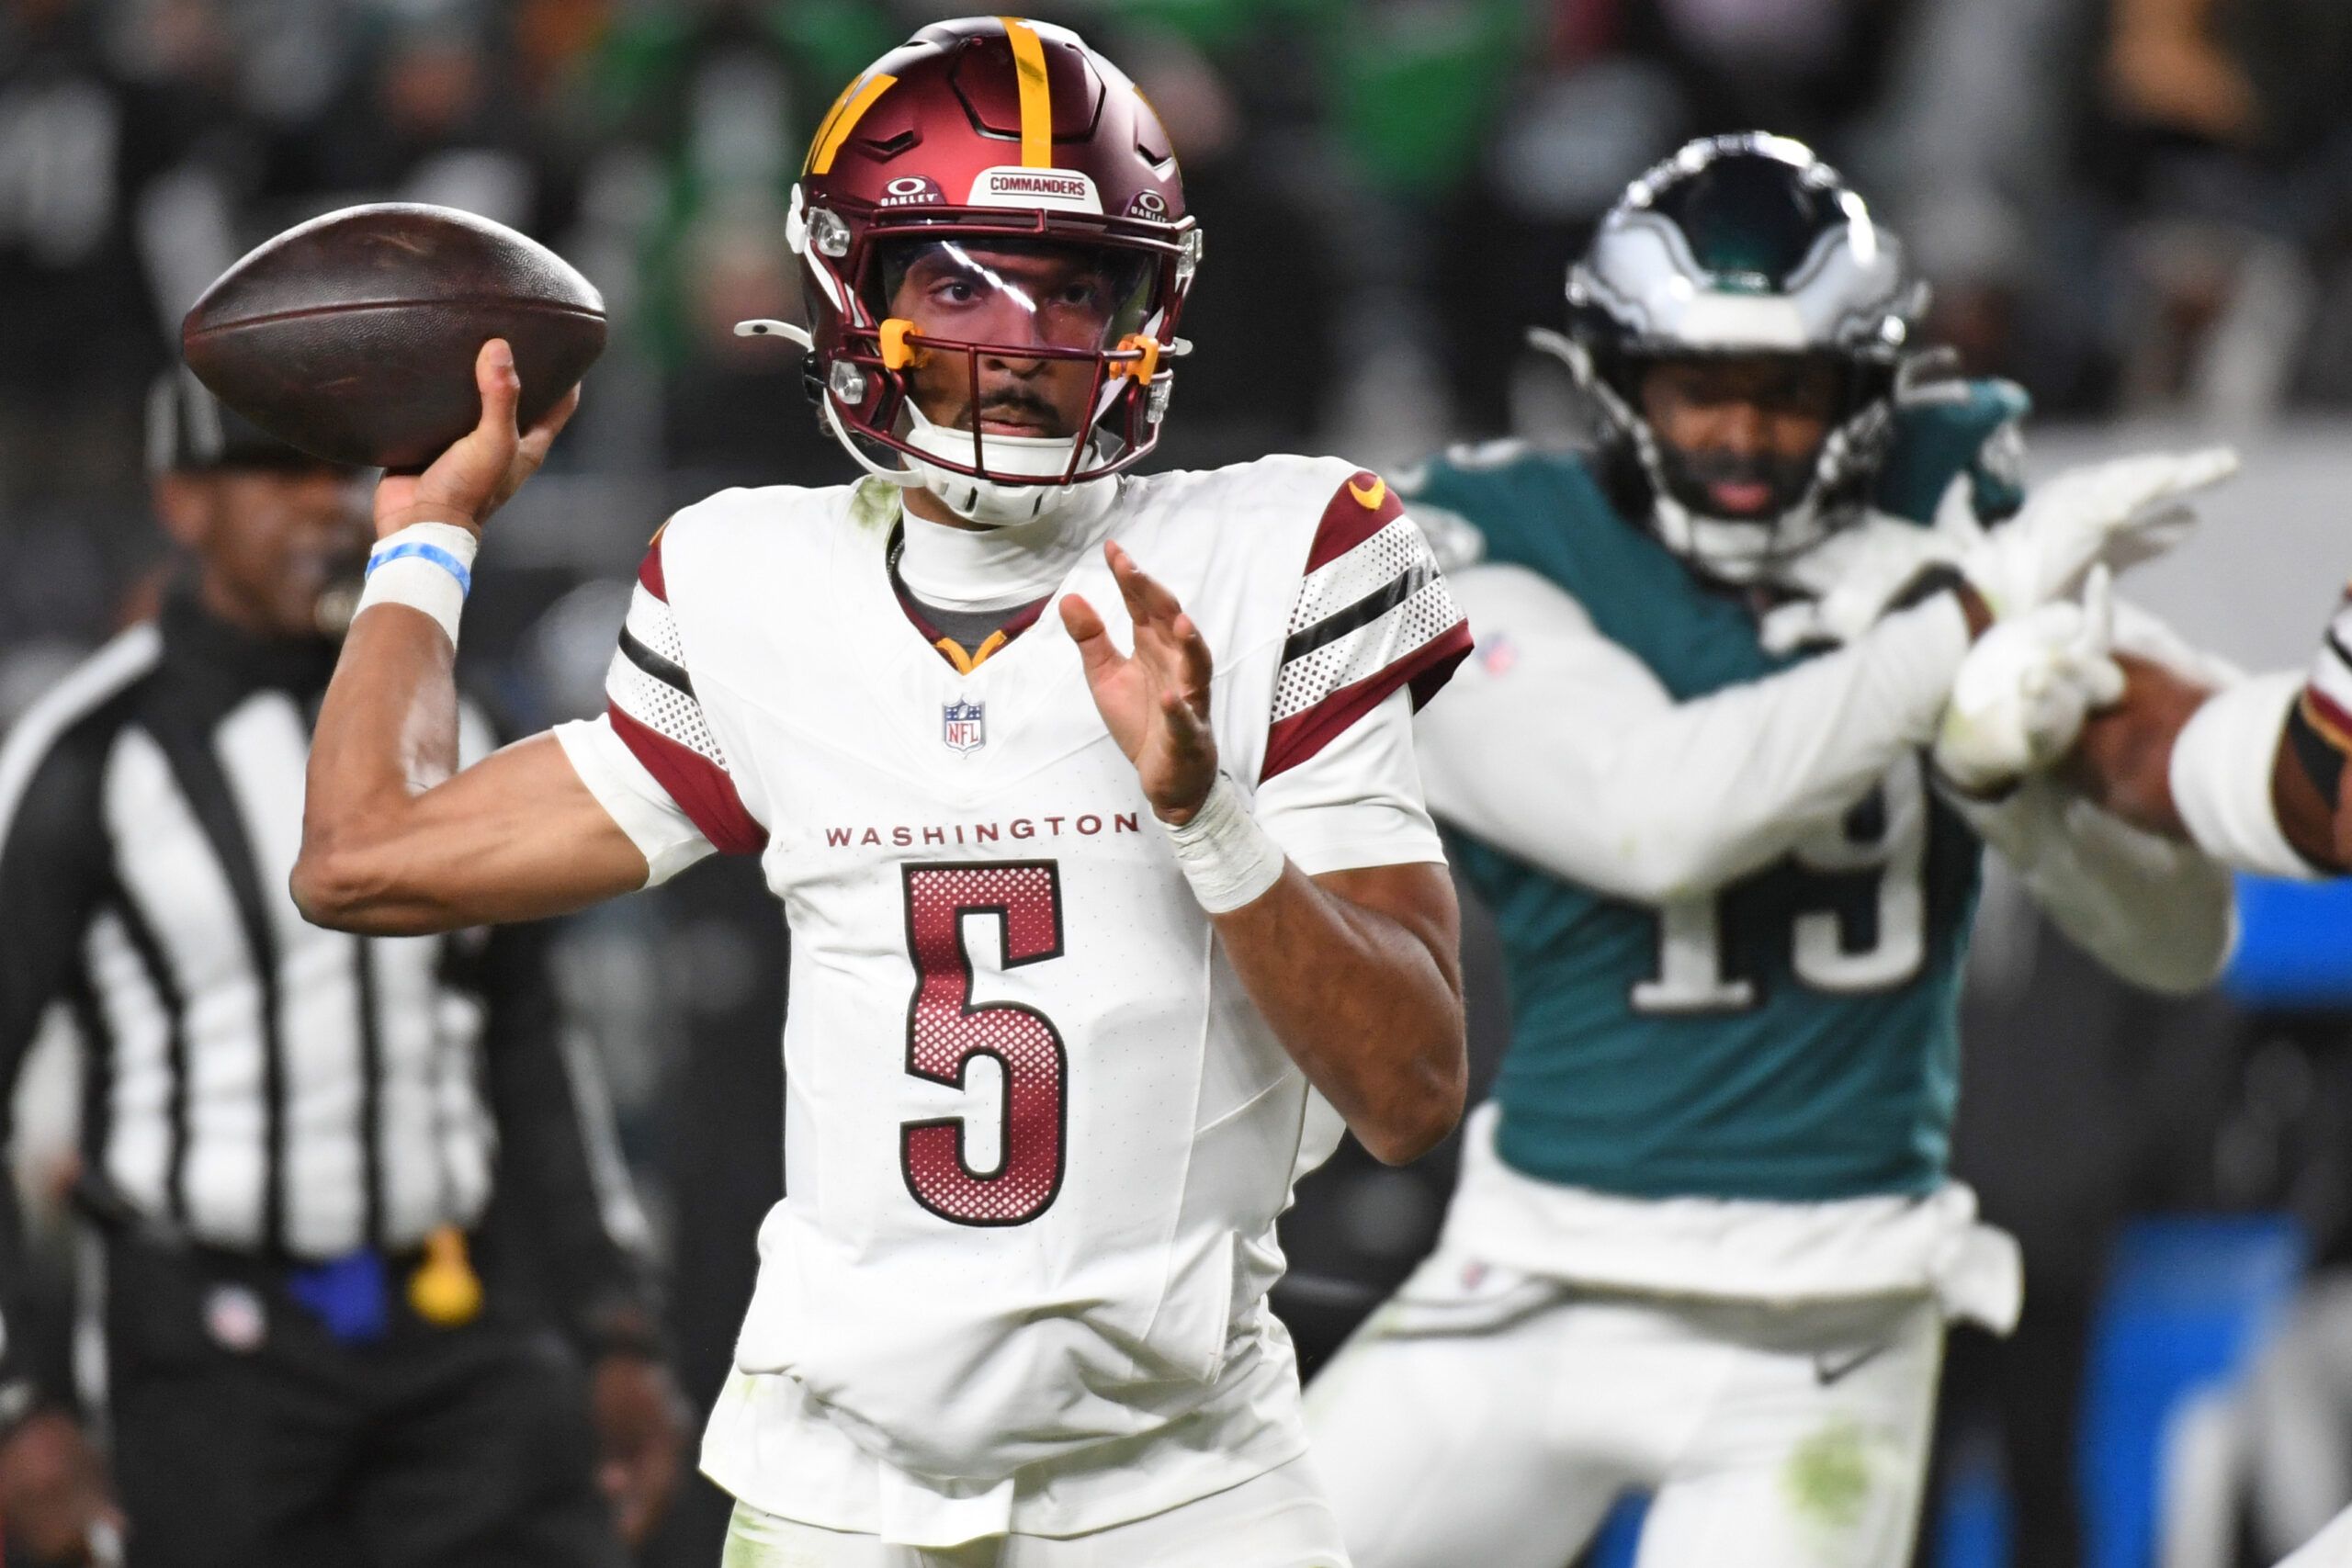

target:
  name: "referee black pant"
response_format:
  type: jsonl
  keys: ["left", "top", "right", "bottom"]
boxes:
{"left": 97, "top": 1231, "right": 627, "bottom": 1568}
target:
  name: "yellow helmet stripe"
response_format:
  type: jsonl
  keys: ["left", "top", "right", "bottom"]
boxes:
{"left": 807, "top": 72, "right": 899, "bottom": 176}
{"left": 1000, "top": 17, "right": 1052, "bottom": 167}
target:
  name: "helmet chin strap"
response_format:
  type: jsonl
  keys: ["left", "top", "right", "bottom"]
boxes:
{"left": 900, "top": 403, "right": 1099, "bottom": 529}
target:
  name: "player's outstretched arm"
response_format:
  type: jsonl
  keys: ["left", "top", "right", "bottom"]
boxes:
{"left": 2059, "top": 646, "right": 2348, "bottom": 875}
{"left": 1063, "top": 544, "right": 1466, "bottom": 1166}
{"left": 1420, "top": 564, "right": 1988, "bottom": 907}
{"left": 294, "top": 342, "right": 650, "bottom": 936}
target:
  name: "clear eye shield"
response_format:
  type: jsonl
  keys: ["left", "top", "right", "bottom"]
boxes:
{"left": 861, "top": 237, "right": 1159, "bottom": 486}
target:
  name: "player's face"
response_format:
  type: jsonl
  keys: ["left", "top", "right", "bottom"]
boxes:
{"left": 1637, "top": 355, "right": 1844, "bottom": 519}
{"left": 882, "top": 240, "right": 1149, "bottom": 441}
{"left": 157, "top": 466, "right": 375, "bottom": 639}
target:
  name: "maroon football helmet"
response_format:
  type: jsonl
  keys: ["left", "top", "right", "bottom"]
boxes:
{"left": 776, "top": 17, "right": 1199, "bottom": 520}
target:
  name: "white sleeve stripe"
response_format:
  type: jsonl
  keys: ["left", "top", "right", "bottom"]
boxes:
{"left": 1289, "top": 518, "right": 1434, "bottom": 631}
{"left": 606, "top": 650, "right": 729, "bottom": 767}
{"left": 1272, "top": 578, "right": 1461, "bottom": 721}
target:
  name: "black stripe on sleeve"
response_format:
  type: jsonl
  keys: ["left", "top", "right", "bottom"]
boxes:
{"left": 620, "top": 626, "right": 695, "bottom": 698}
{"left": 1281, "top": 562, "right": 1435, "bottom": 665}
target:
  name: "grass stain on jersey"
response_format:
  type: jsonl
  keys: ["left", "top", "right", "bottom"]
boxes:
{"left": 851, "top": 475, "right": 904, "bottom": 533}
{"left": 1784, "top": 1418, "right": 1873, "bottom": 1532}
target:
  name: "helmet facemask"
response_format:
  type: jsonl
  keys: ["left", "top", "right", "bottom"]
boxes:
{"left": 1577, "top": 341, "right": 1901, "bottom": 584}
{"left": 795, "top": 197, "right": 1194, "bottom": 527}
{"left": 875, "top": 236, "right": 1153, "bottom": 524}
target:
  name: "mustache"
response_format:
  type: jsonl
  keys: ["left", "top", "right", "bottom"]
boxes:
{"left": 959, "top": 388, "right": 1064, "bottom": 431}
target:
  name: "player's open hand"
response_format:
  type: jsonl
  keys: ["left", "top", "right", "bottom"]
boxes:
{"left": 1944, "top": 446, "right": 2235, "bottom": 618}
{"left": 1062, "top": 542, "right": 1218, "bottom": 824}
{"left": 374, "top": 338, "right": 580, "bottom": 539}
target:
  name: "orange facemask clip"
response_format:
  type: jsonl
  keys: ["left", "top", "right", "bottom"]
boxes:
{"left": 879, "top": 318, "right": 925, "bottom": 370}
{"left": 1112, "top": 333, "right": 1160, "bottom": 382}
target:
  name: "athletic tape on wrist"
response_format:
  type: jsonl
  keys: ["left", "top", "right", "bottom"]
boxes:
{"left": 1159, "top": 773, "right": 1285, "bottom": 914}
{"left": 2170, "top": 672, "right": 2318, "bottom": 879}
{"left": 356, "top": 523, "right": 478, "bottom": 647}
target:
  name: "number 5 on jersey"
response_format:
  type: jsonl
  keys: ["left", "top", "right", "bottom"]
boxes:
{"left": 900, "top": 863, "right": 1069, "bottom": 1226}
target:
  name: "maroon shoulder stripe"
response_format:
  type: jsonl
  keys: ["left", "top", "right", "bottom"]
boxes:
{"left": 638, "top": 534, "right": 669, "bottom": 602}
{"left": 1305, "top": 470, "right": 1407, "bottom": 574}
{"left": 608, "top": 704, "right": 766, "bottom": 854}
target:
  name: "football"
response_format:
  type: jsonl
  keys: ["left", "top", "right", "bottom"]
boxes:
{"left": 181, "top": 203, "right": 605, "bottom": 469}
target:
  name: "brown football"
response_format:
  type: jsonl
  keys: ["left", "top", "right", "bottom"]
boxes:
{"left": 182, "top": 203, "right": 605, "bottom": 469}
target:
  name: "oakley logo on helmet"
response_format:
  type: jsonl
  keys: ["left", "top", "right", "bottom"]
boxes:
{"left": 1124, "top": 189, "right": 1172, "bottom": 222}
{"left": 968, "top": 167, "right": 1102, "bottom": 214}
{"left": 880, "top": 175, "right": 944, "bottom": 208}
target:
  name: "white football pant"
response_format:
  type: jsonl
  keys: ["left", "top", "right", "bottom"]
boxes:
{"left": 718, "top": 1456, "right": 1350, "bottom": 1566}
{"left": 1306, "top": 1261, "right": 1943, "bottom": 1568}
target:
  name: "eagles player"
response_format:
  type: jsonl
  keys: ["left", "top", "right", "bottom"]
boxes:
{"left": 1304, "top": 134, "right": 2309, "bottom": 1568}
{"left": 290, "top": 18, "right": 1472, "bottom": 1566}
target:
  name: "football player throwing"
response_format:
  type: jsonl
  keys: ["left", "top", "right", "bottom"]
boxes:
{"left": 291, "top": 18, "right": 1473, "bottom": 1566}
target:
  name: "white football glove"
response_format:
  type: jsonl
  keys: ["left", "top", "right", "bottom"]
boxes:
{"left": 1758, "top": 513, "right": 1961, "bottom": 653}
{"left": 1939, "top": 446, "right": 2236, "bottom": 619}
{"left": 1933, "top": 567, "right": 2127, "bottom": 795}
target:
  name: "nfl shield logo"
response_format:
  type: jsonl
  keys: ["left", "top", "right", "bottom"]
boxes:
{"left": 942, "top": 698, "right": 986, "bottom": 753}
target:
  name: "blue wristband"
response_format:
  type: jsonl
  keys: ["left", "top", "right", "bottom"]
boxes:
{"left": 367, "top": 540, "right": 473, "bottom": 597}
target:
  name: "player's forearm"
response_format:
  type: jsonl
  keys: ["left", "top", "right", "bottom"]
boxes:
{"left": 1428, "top": 595, "right": 1971, "bottom": 903}
{"left": 1210, "top": 862, "right": 1466, "bottom": 1165}
{"left": 295, "top": 604, "right": 468, "bottom": 928}
{"left": 297, "top": 612, "right": 649, "bottom": 934}
{"left": 1951, "top": 779, "right": 2235, "bottom": 993}
{"left": 2064, "top": 655, "right": 2346, "bottom": 873}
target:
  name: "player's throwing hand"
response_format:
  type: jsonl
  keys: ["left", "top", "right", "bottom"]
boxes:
{"left": 1061, "top": 541, "right": 1219, "bottom": 825}
{"left": 375, "top": 338, "right": 580, "bottom": 539}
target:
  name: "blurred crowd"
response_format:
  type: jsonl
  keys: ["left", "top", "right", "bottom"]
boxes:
{"left": 11, "top": 0, "right": 2352, "bottom": 651}
{"left": 11, "top": 1, "right": 2352, "bottom": 1564}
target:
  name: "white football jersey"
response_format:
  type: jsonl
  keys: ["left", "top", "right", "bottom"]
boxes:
{"left": 556, "top": 455, "right": 1469, "bottom": 1545}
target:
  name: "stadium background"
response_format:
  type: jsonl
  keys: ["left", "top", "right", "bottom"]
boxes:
{"left": 6, "top": 0, "right": 2352, "bottom": 1563}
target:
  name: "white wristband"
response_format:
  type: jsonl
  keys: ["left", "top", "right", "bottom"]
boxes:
{"left": 1159, "top": 773, "right": 1286, "bottom": 914}
{"left": 356, "top": 523, "right": 478, "bottom": 648}
{"left": 2169, "top": 671, "right": 2318, "bottom": 879}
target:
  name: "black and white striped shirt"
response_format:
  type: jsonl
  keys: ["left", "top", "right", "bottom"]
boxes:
{"left": 0, "top": 593, "right": 649, "bottom": 1413}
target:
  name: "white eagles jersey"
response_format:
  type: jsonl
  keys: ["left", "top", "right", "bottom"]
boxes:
{"left": 556, "top": 456, "right": 1469, "bottom": 1545}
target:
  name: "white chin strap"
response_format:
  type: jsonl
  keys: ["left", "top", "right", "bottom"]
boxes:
{"left": 1649, "top": 491, "right": 1829, "bottom": 585}
{"left": 901, "top": 404, "right": 1096, "bottom": 528}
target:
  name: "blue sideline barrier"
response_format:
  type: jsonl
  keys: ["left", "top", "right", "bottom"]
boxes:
{"left": 2079, "top": 1215, "right": 2307, "bottom": 1568}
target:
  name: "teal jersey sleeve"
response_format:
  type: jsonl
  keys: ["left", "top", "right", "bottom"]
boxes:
{"left": 1399, "top": 411, "right": 2018, "bottom": 1203}
{"left": 1873, "top": 377, "right": 2031, "bottom": 525}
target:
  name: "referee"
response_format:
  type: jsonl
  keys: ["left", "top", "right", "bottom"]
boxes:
{"left": 0, "top": 374, "right": 684, "bottom": 1566}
